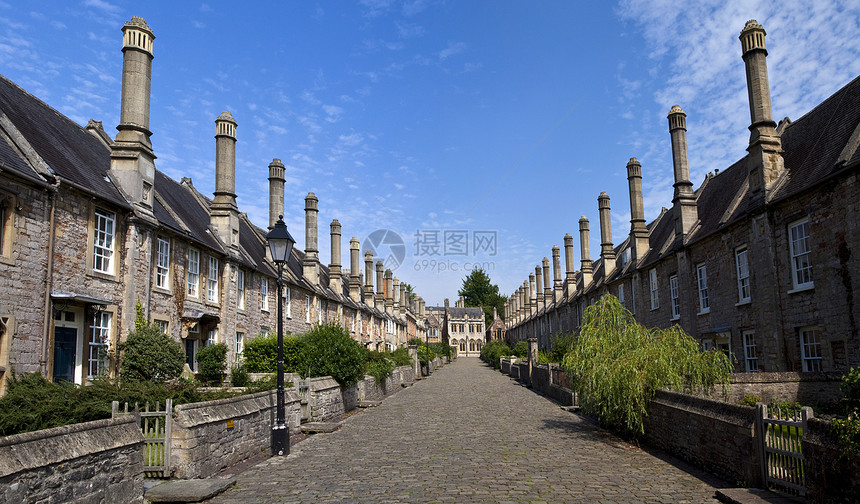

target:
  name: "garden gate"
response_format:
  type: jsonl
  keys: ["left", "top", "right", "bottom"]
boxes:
{"left": 112, "top": 399, "right": 173, "bottom": 478}
{"left": 756, "top": 403, "right": 813, "bottom": 496}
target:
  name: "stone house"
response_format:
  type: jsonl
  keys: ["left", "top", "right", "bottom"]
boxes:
{"left": 505, "top": 20, "right": 860, "bottom": 374}
{"left": 441, "top": 298, "right": 485, "bottom": 357}
{"left": 0, "top": 16, "right": 426, "bottom": 393}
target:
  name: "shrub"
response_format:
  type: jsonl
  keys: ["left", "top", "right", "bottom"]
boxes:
{"left": 119, "top": 323, "right": 185, "bottom": 384}
{"left": 416, "top": 342, "right": 436, "bottom": 366}
{"left": 196, "top": 343, "right": 228, "bottom": 386}
{"left": 563, "top": 294, "right": 732, "bottom": 438}
{"left": 390, "top": 347, "right": 413, "bottom": 367}
{"left": 512, "top": 340, "right": 529, "bottom": 358}
{"left": 739, "top": 394, "right": 762, "bottom": 407}
{"left": 841, "top": 366, "right": 860, "bottom": 412}
{"left": 480, "top": 340, "right": 512, "bottom": 368}
{"left": 365, "top": 351, "right": 396, "bottom": 383}
{"left": 431, "top": 342, "right": 453, "bottom": 359}
{"left": 544, "top": 333, "right": 575, "bottom": 364}
{"left": 229, "top": 364, "right": 250, "bottom": 387}
{"left": 300, "top": 322, "right": 367, "bottom": 386}
{"left": 242, "top": 333, "right": 277, "bottom": 372}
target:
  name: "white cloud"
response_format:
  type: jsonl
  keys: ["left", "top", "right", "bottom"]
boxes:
{"left": 83, "top": 0, "right": 121, "bottom": 14}
{"left": 322, "top": 104, "right": 344, "bottom": 122}
{"left": 339, "top": 132, "right": 364, "bottom": 147}
{"left": 438, "top": 41, "right": 466, "bottom": 60}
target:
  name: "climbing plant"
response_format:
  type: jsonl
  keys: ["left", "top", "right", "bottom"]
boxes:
{"left": 562, "top": 294, "right": 732, "bottom": 438}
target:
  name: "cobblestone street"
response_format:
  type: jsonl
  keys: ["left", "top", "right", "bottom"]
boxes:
{"left": 208, "top": 358, "right": 727, "bottom": 503}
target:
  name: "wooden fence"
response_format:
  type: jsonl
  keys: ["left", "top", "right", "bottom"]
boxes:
{"left": 112, "top": 399, "right": 173, "bottom": 478}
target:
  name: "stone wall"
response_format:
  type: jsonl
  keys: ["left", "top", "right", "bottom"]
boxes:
{"left": 803, "top": 417, "right": 860, "bottom": 503}
{"left": 0, "top": 415, "right": 144, "bottom": 504}
{"left": 308, "top": 377, "right": 344, "bottom": 422}
{"left": 171, "top": 389, "right": 302, "bottom": 479}
{"left": 725, "top": 371, "right": 843, "bottom": 405}
{"left": 528, "top": 363, "right": 574, "bottom": 406}
{"left": 643, "top": 389, "right": 761, "bottom": 487}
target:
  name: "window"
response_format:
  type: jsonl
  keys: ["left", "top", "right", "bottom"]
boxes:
{"left": 736, "top": 247, "right": 750, "bottom": 302}
{"left": 670, "top": 275, "right": 680, "bottom": 320}
{"left": 93, "top": 208, "right": 115, "bottom": 274}
{"left": 207, "top": 328, "right": 218, "bottom": 346}
{"left": 0, "top": 193, "right": 14, "bottom": 259}
{"left": 789, "top": 219, "right": 813, "bottom": 289}
{"left": 236, "top": 332, "right": 244, "bottom": 365}
{"left": 207, "top": 257, "right": 219, "bottom": 303}
{"left": 88, "top": 312, "right": 111, "bottom": 378}
{"left": 237, "top": 269, "right": 245, "bottom": 310}
{"left": 317, "top": 297, "right": 322, "bottom": 324}
{"left": 260, "top": 278, "right": 269, "bottom": 311}
{"left": 153, "top": 319, "right": 169, "bottom": 335}
{"left": 618, "top": 284, "right": 624, "bottom": 304}
{"left": 459, "top": 341, "right": 465, "bottom": 352}
{"left": 743, "top": 331, "right": 758, "bottom": 372}
{"left": 800, "top": 327, "right": 822, "bottom": 372}
{"left": 649, "top": 269, "right": 659, "bottom": 310}
{"left": 187, "top": 248, "right": 200, "bottom": 297}
{"left": 284, "top": 286, "right": 291, "bottom": 318}
{"left": 696, "top": 264, "right": 709, "bottom": 313}
{"left": 305, "top": 295, "right": 311, "bottom": 323}
{"left": 155, "top": 238, "right": 170, "bottom": 289}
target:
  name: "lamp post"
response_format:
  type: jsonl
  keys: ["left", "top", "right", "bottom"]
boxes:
{"left": 266, "top": 215, "right": 295, "bottom": 456}
{"left": 424, "top": 320, "right": 430, "bottom": 377}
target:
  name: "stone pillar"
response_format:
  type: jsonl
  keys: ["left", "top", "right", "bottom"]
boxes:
{"left": 303, "top": 193, "right": 319, "bottom": 284}
{"left": 626, "top": 157, "right": 650, "bottom": 261}
{"left": 364, "top": 251, "right": 373, "bottom": 304}
{"left": 579, "top": 216, "right": 593, "bottom": 288}
{"left": 598, "top": 192, "right": 616, "bottom": 278}
{"left": 375, "top": 261, "right": 384, "bottom": 311}
{"left": 349, "top": 238, "right": 361, "bottom": 302}
{"left": 528, "top": 337, "right": 538, "bottom": 383}
{"left": 329, "top": 220, "right": 342, "bottom": 293}
{"left": 552, "top": 245, "right": 563, "bottom": 303}
{"left": 564, "top": 233, "right": 576, "bottom": 296}
{"left": 267, "top": 159, "right": 285, "bottom": 229}
{"left": 542, "top": 257, "right": 551, "bottom": 302}
{"left": 528, "top": 275, "right": 536, "bottom": 316}
{"left": 668, "top": 106, "right": 699, "bottom": 237}
{"left": 409, "top": 344, "right": 420, "bottom": 377}
{"left": 384, "top": 270, "right": 393, "bottom": 314}
{"left": 739, "top": 19, "right": 784, "bottom": 200}
{"left": 534, "top": 265, "right": 544, "bottom": 312}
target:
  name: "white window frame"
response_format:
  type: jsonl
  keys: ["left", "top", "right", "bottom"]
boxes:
{"left": 618, "top": 284, "right": 624, "bottom": 304}
{"left": 743, "top": 331, "right": 758, "bottom": 372}
{"left": 207, "top": 328, "right": 218, "bottom": 346}
{"left": 788, "top": 219, "right": 813, "bottom": 290}
{"left": 88, "top": 311, "right": 111, "bottom": 379}
{"left": 670, "top": 275, "right": 680, "bottom": 320}
{"left": 696, "top": 264, "right": 709, "bottom": 314}
{"left": 237, "top": 269, "right": 245, "bottom": 310}
{"left": 153, "top": 319, "right": 169, "bottom": 335}
{"left": 305, "top": 295, "right": 311, "bottom": 324}
{"left": 800, "top": 327, "right": 822, "bottom": 372}
{"left": 735, "top": 247, "right": 750, "bottom": 302}
{"left": 284, "top": 286, "right": 291, "bottom": 318}
{"left": 93, "top": 208, "right": 115, "bottom": 274}
{"left": 207, "top": 256, "right": 219, "bottom": 303}
{"left": 260, "top": 278, "right": 269, "bottom": 311}
{"left": 155, "top": 237, "right": 170, "bottom": 289}
{"left": 187, "top": 248, "right": 200, "bottom": 297}
{"left": 317, "top": 297, "right": 322, "bottom": 324}
{"left": 649, "top": 268, "right": 659, "bottom": 310}
{"left": 236, "top": 332, "right": 244, "bottom": 365}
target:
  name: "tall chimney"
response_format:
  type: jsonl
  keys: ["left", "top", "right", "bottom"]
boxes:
{"left": 668, "top": 106, "right": 699, "bottom": 237}
{"left": 598, "top": 193, "right": 616, "bottom": 278}
{"left": 528, "top": 274, "right": 536, "bottom": 316}
{"left": 626, "top": 158, "right": 650, "bottom": 261}
{"left": 392, "top": 276, "right": 400, "bottom": 312}
{"left": 534, "top": 265, "right": 544, "bottom": 312}
{"left": 552, "top": 245, "right": 562, "bottom": 303}
{"left": 579, "top": 216, "right": 593, "bottom": 288}
{"left": 385, "top": 269, "right": 394, "bottom": 314}
{"left": 564, "top": 233, "right": 576, "bottom": 295}
{"left": 268, "top": 159, "right": 285, "bottom": 229}
{"left": 210, "top": 111, "right": 240, "bottom": 248}
{"left": 400, "top": 282, "right": 407, "bottom": 316}
{"left": 542, "top": 257, "right": 551, "bottom": 302}
{"left": 740, "top": 20, "right": 784, "bottom": 200}
{"left": 349, "top": 238, "right": 361, "bottom": 302}
{"left": 364, "top": 250, "right": 373, "bottom": 305}
{"left": 329, "top": 220, "right": 342, "bottom": 293}
{"left": 375, "top": 261, "right": 384, "bottom": 311}
{"left": 110, "top": 16, "right": 156, "bottom": 213}
{"left": 303, "top": 193, "right": 320, "bottom": 283}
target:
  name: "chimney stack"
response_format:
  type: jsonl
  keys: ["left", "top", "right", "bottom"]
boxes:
{"left": 542, "top": 257, "right": 551, "bottom": 302}
{"left": 552, "top": 245, "right": 562, "bottom": 303}
{"left": 400, "top": 282, "right": 407, "bottom": 316}
{"left": 564, "top": 233, "right": 576, "bottom": 296}
{"left": 110, "top": 16, "right": 156, "bottom": 214}
{"left": 349, "top": 238, "right": 361, "bottom": 302}
{"left": 534, "top": 265, "right": 544, "bottom": 312}
{"left": 528, "top": 274, "right": 536, "bottom": 316}
{"left": 364, "top": 250, "right": 373, "bottom": 305}
{"left": 579, "top": 216, "right": 593, "bottom": 288}
{"left": 392, "top": 276, "right": 400, "bottom": 312}
{"left": 329, "top": 220, "right": 342, "bottom": 293}
{"left": 303, "top": 193, "right": 319, "bottom": 283}
{"left": 740, "top": 20, "right": 784, "bottom": 200}
{"left": 385, "top": 270, "right": 394, "bottom": 314}
{"left": 210, "top": 111, "right": 240, "bottom": 248}
{"left": 626, "top": 158, "right": 650, "bottom": 261}
{"left": 375, "top": 261, "right": 384, "bottom": 311}
{"left": 267, "top": 159, "right": 285, "bottom": 229}
{"left": 598, "top": 193, "right": 616, "bottom": 278}
{"left": 668, "top": 106, "right": 699, "bottom": 237}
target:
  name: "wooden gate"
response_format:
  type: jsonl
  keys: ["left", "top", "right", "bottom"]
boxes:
{"left": 756, "top": 403, "right": 813, "bottom": 496}
{"left": 112, "top": 399, "right": 173, "bottom": 478}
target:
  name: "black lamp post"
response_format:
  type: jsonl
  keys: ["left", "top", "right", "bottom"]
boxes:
{"left": 266, "top": 215, "right": 295, "bottom": 456}
{"left": 424, "top": 320, "right": 430, "bottom": 377}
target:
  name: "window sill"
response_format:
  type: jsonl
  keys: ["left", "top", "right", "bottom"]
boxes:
{"left": 650, "top": 307, "right": 659, "bottom": 312}
{"left": 153, "top": 286, "right": 172, "bottom": 296}
{"left": 697, "top": 309, "right": 710, "bottom": 316}
{"left": 0, "top": 255, "right": 13, "bottom": 266}
{"left": 735, "top": 299, "right": 751, "bottom": 307}
{"left": 670, "top": 316, "right": 680, "bottom": 322}
{"left": 260, "top": 308, "right": 270, "bottom": 313}
{"left": 788, "top": 284, "right": 814, "bottom": 295}
{"left": 88, "top": 271, "right": 118, "bottom": 283}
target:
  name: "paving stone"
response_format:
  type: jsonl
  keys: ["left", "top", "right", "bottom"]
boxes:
{"left": 206, "top": 359, "right": 731, "bottom": 503}
{"left": 147, "top": 478, "right": 236, "bottom": 502}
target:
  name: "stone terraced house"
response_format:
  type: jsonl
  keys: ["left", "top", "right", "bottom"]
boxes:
{"left": 0, "top": 16, "right": 428, "bottom": 394}
{"left": 505, "top": 20, "right": 860, "bottom": 375}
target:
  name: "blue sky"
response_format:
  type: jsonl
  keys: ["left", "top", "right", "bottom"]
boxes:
{"left": 2, "top": 0, "right": 859, "bottom": 307}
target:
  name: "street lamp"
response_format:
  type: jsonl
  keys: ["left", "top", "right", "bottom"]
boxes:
{"left": 266, "top": 215, "right": 295, "bottom": 456}
{"left": 424, "top": 319, "right": 430, "bottom": 377}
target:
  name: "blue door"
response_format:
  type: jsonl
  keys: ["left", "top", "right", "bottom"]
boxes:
{"left": 53, "top": 327, "right": 77, "bottom": 382}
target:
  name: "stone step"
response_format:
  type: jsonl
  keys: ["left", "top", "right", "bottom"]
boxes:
{"left": 300, "top": 422, "right": 341, "bottom": 434}
{"left": 357, "top": 400, "right": 381, "bottom": 408}
{"left": 145, "top": 478, "right": 236, "bottom": 503}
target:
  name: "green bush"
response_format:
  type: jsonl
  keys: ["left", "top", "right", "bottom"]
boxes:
{"left": 196, "top": 343, "right": 228, "bottom": 386}
{"left": 242, "top": 333, "right": 277, "bottom": 372}
{"left": 480, "top": 340, "right": 512, "bottom": 369}
{"left": 563, "top": 294, "right": 732, "bottom": 438}
{"left": 431, "top": 342, "right": 453, "bottom": 359}
{"left": 119, "top": 323, "right": 185, "bottom": 384}
{"left": 512, "top": 340, "right": 529, "bottom": 358}
{"left": 229, "top": 364, "right": 250, "bottom": 387}
{"left": 390, "top": 347, "right": 413, "bottom": 367}
{"left": 841, "top": 366, "right": 860, "bottom": 412}
{"left": 543, "top": 333, "right": 575, "bottom": 364}
{"left": 365, "top": 351, "right": 396, "bottom": 383}
{"left": 300, "top": 322, "right": 367, "bottom": 386}
{"left": 416, "top": 342, "right": 436, "bottom": 366}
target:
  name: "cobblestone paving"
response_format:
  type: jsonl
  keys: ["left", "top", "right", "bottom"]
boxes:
{"left": 208, "top": 358, "right": 727, "bottom": 503}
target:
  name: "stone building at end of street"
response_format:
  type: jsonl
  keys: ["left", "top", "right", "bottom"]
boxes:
{"left": 0, "top": 16, "right": 431, "bottom": 394}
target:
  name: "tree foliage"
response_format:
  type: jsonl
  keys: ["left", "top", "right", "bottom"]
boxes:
{"left": 563, "top": 294, "right": 732, "bottom": 438}
{"left": 119, "top": 302, "right": 184, "bottom": 383}
{"left": 480, "top": 340, "right": 512, "bottom": 369}
{"left": 458, "top": 267, "right": 506, "bottom": 327}
{"left": 300, "top": 322, "right": 367, "bottom": 386}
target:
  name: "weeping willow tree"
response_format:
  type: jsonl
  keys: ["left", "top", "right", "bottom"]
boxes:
{"left": 563, "top": 294, "right": 733, "bottom": 438}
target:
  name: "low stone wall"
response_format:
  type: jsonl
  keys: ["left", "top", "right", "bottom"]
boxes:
{"left": 513, "top": 362, "right": 529, "bottom": 382}
{"left": 171, "top": 389, "right": 302, "bottom": 479}
{"left": 308, "top": 377, "right": 344, "bottom": 422}
{"left": 803, "top": 417, "right": 860, "bottom": 503}
{"left": 357, "top": 365, "right": 415, "bottom": 402}
{"left": 529, "top": 363, "right": 574, "bottom": 406}
{"left": 500, "top": 358, "right": 512, "bottom": 374}
{"left": 0, "top": 415, "right": 145, "bottom": 504}
{"left": 725, "top": 372, "right": 843, "bottom": 405}
{"left": 643, "top": 389, "right": 761, "bottom": 487}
